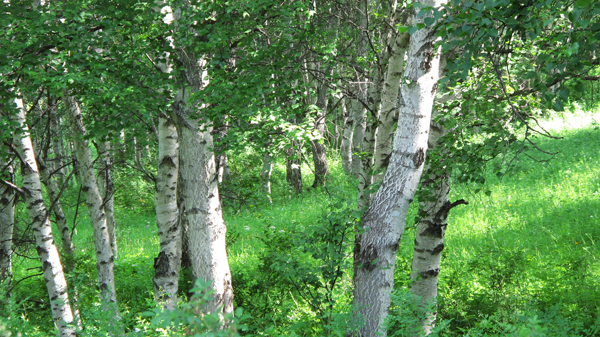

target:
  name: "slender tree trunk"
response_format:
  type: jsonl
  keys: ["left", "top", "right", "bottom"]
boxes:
{"left": 311, "top": 81, "right": 330, "bottom": 188}
{"left": 286, "top": 141, "right": 303, "bottom": 194}
{"left": 260, "top": 150, "right": 273, "bottom": 204}
{"left": 50, "top": 103, "right": 66, "bottom": 187}
{"left": 341, "top": 99, "right": 354, "bottom": 175}
{"left": 97, "top": 141, "right": 118, "bottom": 259}
{"left": 351, "top": 100, "right": 366, "bottom": 179}
{"left": 353, "top": 0, "right": 446, "bottom": 335}
{"left": 153, "top": 113, "right": 182, "bottom": 310}
{"left": 214, "top": 119, "right": 230, "bottom": 184}
{"left": 64, "top": 95, "right": 119, "bottom": 312}
{"left": 0, "top": 159, "right": 14, "bottom": 290}
{"left": 373, "top": 29, "right": 410, "bottom": 182}
{"left": 37, "top": 155, "right": 76, "bottom": 271}
{"left": 12, "top": 97, "right": 76, "bottom": 337}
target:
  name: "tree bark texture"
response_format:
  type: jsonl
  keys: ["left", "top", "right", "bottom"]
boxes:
{"left": 286, "top": 141, "right": 303, "bottom": 194}
{"left": 97, "top": 141, "right": 118, "bottom": 259}
{"left": 64, "top": 95, "right": 118, "bottom": 308}
{"left": 153, "top": 113, "right": 182, "bottom": 310}
{"left": 353, "top": 0, "right": 446, "bottom": 335}
{"left": 12, "top": 97, "right": 76, "bottom": 337}
{"left": 311, "top": 81, "right": 330, "bottom": 188}
{"left": 373, "top": 30, "right": 410, "bottom": 182}
{"left": 171, "top": 43, "right": 234, "bottom": 314}
{"left": 37, "top": 155, "right": 76, "bottom": 271}
{"left": 341, "top": 98, "right": 354, "bottom": 175}
{"left": 50, "top": 104, "right": 67, "bottom": 186}
{"left": 0, "top": 158, "right": 14, "bottom": 286}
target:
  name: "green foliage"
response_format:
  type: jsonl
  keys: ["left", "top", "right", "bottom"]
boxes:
{"left": 144, "top": 279, "right": 247, "bottom": 337}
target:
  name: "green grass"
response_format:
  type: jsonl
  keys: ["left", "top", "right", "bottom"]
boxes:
{"left": 5, "top": 110, "right": 600, "bottom": 335}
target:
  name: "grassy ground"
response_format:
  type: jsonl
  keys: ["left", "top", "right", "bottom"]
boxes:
{"left": 6, "top": 109, "right": 600, "bottom": 336}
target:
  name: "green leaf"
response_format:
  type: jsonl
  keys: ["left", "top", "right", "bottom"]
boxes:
{"left": 408, "top": 25, "right": 419, "bottom": 35}
{"left": 424, "top": 17, "right": 436, "bottom": 27}
{"left": 575, "top": 0, "right": 592, "bottom": 7}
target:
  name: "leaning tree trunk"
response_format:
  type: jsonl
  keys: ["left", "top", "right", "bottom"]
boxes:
{"left": 12, "top": 97, "right": 76, "bottom": 337}
{"left": 97, "top": 141, "right": 117, "bottom": 259}
{"left": 153, "top": 113, "right": 182, "bottom": 310}
{"left": 50, "top": 103, "right": 67, "bottom": 186}
{"left": 37, "top": 155, "right": 76, "bottom": 271}
{"left": 352, "top": 0, "right": 446, "bottom": 335}
{"left": 64, "top": 95, "right": 119, "bottom": 312}
{"left": 0, "top": 158, "right": 15, "bottom": 289}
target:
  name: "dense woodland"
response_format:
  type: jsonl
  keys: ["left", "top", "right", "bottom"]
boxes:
{"left": 1, "top": 0, "right": 600, "bottom": 336}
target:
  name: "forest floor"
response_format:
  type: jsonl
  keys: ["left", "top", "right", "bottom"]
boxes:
{"left": 8, "top": 107, "right": 600, "bottom": 336}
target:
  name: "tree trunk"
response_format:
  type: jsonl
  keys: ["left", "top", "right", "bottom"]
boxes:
{"left": 373, "top": 29, "right": 410, "bottom": 182}
{"left": 0, "top": 158, "right": 14, "bottom": 289}
{"left": 341, "top": 99, "right": 354, "bottom": 175}
{"left": 37, "top": 155, "right": 76, "bottom": 271}
{"left": 260, "top": 150, "right": 273, "bottom": 204}
{"left": 172, "top": 48, "right": 234, "bottom": 314}
{"left": 64, "top": 95, "right": 119, "bottom": 312}
{"left": 97, "top": 141, "right": 118, "bottom": 259}
{"left": 352, "top": 0, "right": 446, "bottom": 334}
{"left": 351, "top": 100, "right": 366, "bottom": 179}
{"left": 311, "top": 82, "right": 330, "bottom": 188}
{"left": 12, "top": 97, "right": 76, "bottom": 337}
{"left": 286, "top": 141, "right": 303, "bottom": 194}
{"left": 214, "top": 119, "right": 231, "bottom": 184}
{"left": 50, "top": 103, "right": 66, "bottom": 187}
{"left": 153, "top": 113, "right": 182, "bottom": 310}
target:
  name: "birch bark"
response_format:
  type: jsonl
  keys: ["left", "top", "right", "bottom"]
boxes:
{"left": 37, "top": 155, "right": 76, "bottom": 271}
{"left": 171, "top": 48, "right": 234, "bottom": 315}
{"left": 373, "top": 29, "right": 410, "bottom": 182}
{"left": 153, "top": 113, "right": 182, "bottom": 310}
{"left": 12, "top": 97, "right": 76, "bottom": 337}
{"left": 260, "top": 150, "right": 273, "bottom": 204}
{"left": 340, "top": 98, "right": 354, "bottom": 174}
{"left": 64, "top": 95, "right": 118, "bottom": 310}
{"left": 352, "top": 0, "right": 446, "bottom": 335}
{"left": 0, "top": 158, "right": 14, "bottom": 287}
{"left": 97, "top": 141, "right": 118, "bottom": 259}
{"left": 311, "top": 81, "right": 330, "bottom": 188}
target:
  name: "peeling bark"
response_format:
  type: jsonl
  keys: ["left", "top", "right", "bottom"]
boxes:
{"left": 352, "top": 0, "right": 446, "bottom": 335}
{"left": 12, "top": 97, "right": 76, "bottom": 337}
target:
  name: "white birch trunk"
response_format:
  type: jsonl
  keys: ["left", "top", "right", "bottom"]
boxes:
{"left": 12, "top": 97, "right": 76, "bottom": 337}
{"left": 97, "top": 141, "right": 117, "bottom": 259}
{"left": 353, "top": 0, "right": 446, "bottom": 335}
{"left": 64, "top": 95, "right": 119, "bottom": 310}
{"left": 153, "top": 113, "right": 182, "bottom": 310}
{"left": 373, "top": 30, "right": 410, "bottom": 182}
{"left": 341, "top": 98, "right": 354, "bottom": 175}
{"left": 311, "top": 81, "right": 330, "bottom": 188}
{"left": 171, "top": 48, "right": 234, "bottom": 314}
{"left": 260, "top": 151, "right": 273, "bottom": 204}
{"left": 37, "top": 155, "right": 76, "bottom": 271}
{"left": 351, "top": 100, "right": 366, "bottom": 179}
{"left": 0, "top": 159, "right": 14, "bottom": 287}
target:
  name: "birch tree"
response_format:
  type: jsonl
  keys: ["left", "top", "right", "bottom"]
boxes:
{"left": 11, "top": 97, "right": 76, "bottom": 337}
{"left": 64, "top": 95, "right": 119, "bottom": 313}
{"left": 352, "top": 0, "right": 447, "bottom": 334}
{"left": 153, "top": 112, "right": 182, "bottom": 310}
{"left": 0, "top": 158, "right": 14, "bottom": 288}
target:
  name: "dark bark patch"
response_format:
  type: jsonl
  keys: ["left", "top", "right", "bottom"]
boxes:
{"left": 421, "top": 221, "right": 444, "bottom": 238}
{"left": 82, "top": 186, "right": 90, "bottom": 192}
{"left": 36, "top": 246, "right": 48, "bottom": 256}
{"left": 412, "top": 148, "right": 426, "bottom": 167}
{"left": 159, "top": 156, "right": 177, "bottom": 169}
{"left": 431, "top": 243, "right": 445, "bottom": 255}
{"left": 154, "top": 251, "right": 171, "bottom": 278}
{"left": 358, "top": 243, "right": 378, "bottom": 272}
{"left": 419, "top": 268, "right": 440, "bottom": 280}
